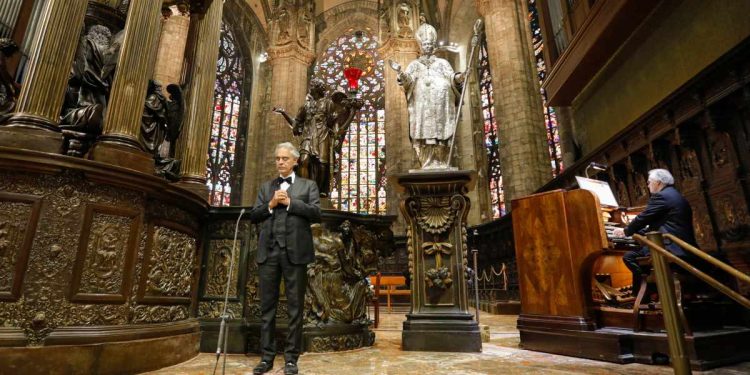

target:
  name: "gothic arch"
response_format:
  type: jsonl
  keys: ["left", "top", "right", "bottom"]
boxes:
{"left": 315, "top": 1, "right": 379, "bottom": 54}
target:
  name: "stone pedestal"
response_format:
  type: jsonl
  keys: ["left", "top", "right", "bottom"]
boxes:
{"left": 393, "top": 170, "right": 481, "bottom": 352}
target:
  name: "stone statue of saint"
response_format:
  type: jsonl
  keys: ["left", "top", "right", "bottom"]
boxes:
{"left": 389, "top": 23, "right": 464, "bottom": 169}
{"left": 397, "top": 2, "right": 412, "bottom": 37}
{"left": 273, "top": 78, "right": 362, "bottom": 197}
{"left": 0, "top": 38, "right": 19, "bottom": 124}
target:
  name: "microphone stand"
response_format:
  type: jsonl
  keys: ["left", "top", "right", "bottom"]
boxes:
{"left": 213, "top": 208, "right": 246, "bottom": 375}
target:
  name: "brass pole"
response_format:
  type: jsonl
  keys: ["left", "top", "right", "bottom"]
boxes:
{"left": 664, "top": 234, "right": 750, "bottom": 285}
{"left": 646, "top": 232, "right": 692, "bottom": 375}
{"left": 635, "top": 235, "right": 750, "bottom": 309}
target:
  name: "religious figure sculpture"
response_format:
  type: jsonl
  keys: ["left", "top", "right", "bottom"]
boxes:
{"left": 60, "top": 26, "right": 123, "bottom": 156}
{"left": 275, "top": 4, "right": 291, "bottom": 44}
{"left": 273, "top": 78, "right": 362, "bottom": 197}
{"left": 0, "top": 38, "right": 19, "bottom": 124}
{"left": 297, "top": 2, "right": 313, "bottom": 48}
{"left": 139, "top": 80, "right": 185, "bottom": 180}
{"left": 397, "top": 2, "right": 412, "bottom": 38}
{"left": 389, "top": 23, "right": 465, "bottom": 169}
{"left": 305, "top": 221, "right": 373, "bottom": 327}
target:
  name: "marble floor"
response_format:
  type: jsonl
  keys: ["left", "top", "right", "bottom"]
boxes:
{"left": 148, "top": 307, "right": 750, "bottom": 375}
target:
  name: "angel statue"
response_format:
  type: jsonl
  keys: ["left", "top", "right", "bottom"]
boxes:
{"left": 389, "top": 21, "right": 482, "bottom": 170}
{"left": 273, "top": 78, "right": 363, "bottom": 197}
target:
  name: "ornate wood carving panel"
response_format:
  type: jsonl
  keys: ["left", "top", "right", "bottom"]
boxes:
{"left": 0, "top": 192, "right": 42, "bottom": 302}
{"left": 69, "top": 204, "right": 141, "bottom": 303}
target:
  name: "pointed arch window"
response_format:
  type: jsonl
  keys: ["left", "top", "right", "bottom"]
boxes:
{"left": 477, "top": 36, "right": 505, "bottom": 218}
{"left": 206, "top": 22, "right": 246, "bottom": 206}
{"left": 312, "top": 29, "right": 386, "bottom": 214}
{"left": 529, "top": 0, "right": 564, "bottom": 177}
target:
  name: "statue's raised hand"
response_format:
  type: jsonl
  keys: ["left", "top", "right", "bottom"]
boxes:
{"left": 388, "top": 59, "right": 401, "bottom": 73}
{"left": 272, "top": 107, "right": 285, "bottom": 114}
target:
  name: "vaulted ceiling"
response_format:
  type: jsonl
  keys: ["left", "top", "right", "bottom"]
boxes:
{"left": 244, "top": 0, "right": 463, "bottom": 36}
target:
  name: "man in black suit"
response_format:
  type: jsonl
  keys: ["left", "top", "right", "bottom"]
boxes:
{"left": 613, "top": 168, "right": 697, "bottom": 292}
{"left": 249, "top": 142, "right": 321, "bottom": 375}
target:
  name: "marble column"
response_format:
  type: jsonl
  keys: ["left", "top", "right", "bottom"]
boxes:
{"left": 262, "top": 44, "right": 315, "bottom": 180}
{"left": 0, "top": 0, "right": 88, "bottom": 153}
{"left": 173, "top": 0, "right": 224, "bottom": 197}
{"left": 379, "top": 37, "right": 419, "bottom": 234}
{"left": 476, "top": 0, "right": 551, "bottom": 207}
{"left": 88, "top": 0, "right": 164, "bottom": 173}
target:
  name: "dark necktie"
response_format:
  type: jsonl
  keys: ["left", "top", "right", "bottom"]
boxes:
{"left": 278, "top": 176, "right": 292, "bottom": 185}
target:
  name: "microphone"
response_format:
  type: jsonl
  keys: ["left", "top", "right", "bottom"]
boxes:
{"left": 213, "top": 208, "right": 246, "bottom": 375}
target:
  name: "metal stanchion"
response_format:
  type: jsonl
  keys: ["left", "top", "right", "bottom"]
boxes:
{"left": 646, "top": 232, "right": 692, "bottom": 375}
{"left": 472, "top": 248, "right": 480, "bottom": 323}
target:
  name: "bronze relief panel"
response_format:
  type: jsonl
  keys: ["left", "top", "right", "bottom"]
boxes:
{"left": 0, "top": 192, "right": 42, "bottom": 301}
{"left": 138, "top": 221, "right": 197, "bottom": 304}
{"left": 69, "top": 204, "right": 141, "bottom": 303}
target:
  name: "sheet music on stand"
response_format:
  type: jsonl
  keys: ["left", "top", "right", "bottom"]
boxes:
{"left": 575, "top": 176, "right": 619, "bottom": 207}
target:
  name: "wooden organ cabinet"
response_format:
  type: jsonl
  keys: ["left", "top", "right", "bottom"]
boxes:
{"left": 512, "top": 189, "right": 750, "bottom": 370}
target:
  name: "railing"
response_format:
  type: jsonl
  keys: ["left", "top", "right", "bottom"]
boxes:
{"left": 633, "top": 232, "right": 750, "bottom": 375}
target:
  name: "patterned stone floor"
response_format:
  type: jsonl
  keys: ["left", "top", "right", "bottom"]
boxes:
{"left": 147, "top": 307, "right": 750, "bottom": 374}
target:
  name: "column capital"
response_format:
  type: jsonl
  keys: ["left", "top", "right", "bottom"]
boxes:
{"left": 377, "top": 37, "right": 419, "bottom": 58}
{"left": 267, "top": 43, "right": 315, "bottom": 66}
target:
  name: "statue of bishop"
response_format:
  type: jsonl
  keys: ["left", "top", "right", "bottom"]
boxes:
{"left": 390, "top": 23, "right": 464, "bottom": 169}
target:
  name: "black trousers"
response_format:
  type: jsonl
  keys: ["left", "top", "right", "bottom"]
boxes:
{"left": 258, "top": 244, "right": 307, "bottom": 363}
{"left": 622, "top": 246, "right": 650, "bottom": 293}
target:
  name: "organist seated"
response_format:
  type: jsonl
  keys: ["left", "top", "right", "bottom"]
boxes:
{"left": 612, "top": 168, "right": 697, "bottom": 294}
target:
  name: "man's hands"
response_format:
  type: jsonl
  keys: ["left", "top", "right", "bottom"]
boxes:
{"left": 269, "top": 189, "right": 291, "bottom": 210}
{"left": 612, "top": 228, "right": 626, "bottom": 238}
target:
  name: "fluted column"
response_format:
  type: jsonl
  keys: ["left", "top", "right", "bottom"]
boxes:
{"left": 477, "top": 0, "right": 551, "bottom": 208}
{"left": 88, "top": 0, "right": 164, "bottom": 173}
{"left": 0, "top": 0, "right": 88, "bottom": 153}
{"left": 379, "top": 37, "right": 419, "bottom": 234}
{"left": 173, "top": 0, "right": 223, "bottom": 197}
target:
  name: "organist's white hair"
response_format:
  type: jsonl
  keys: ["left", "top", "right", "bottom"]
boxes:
{"left": 275, "top": 142, "right": 300, "bottom": 159}
{"left": 648, "top": 168, "right": 674, "bottom": 186}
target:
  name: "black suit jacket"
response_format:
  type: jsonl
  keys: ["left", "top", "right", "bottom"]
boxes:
{"left": 248, "top": 176, "right": 321, "bottom": 265}
{"left": 624, "top": 186, "right": 696, "bottom": 256}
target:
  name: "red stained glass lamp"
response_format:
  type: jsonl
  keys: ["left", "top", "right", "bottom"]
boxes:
{"left": 344, "top": 66, "right": 363, "bottom": 93}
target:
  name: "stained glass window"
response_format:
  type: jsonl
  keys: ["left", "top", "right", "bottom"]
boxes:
{"left": 529, "top": 0, "right": 564, "bottom": 176}
{"left": 313, "top": 29, "right": 386, "bottom": 214}
{"left": 477, "top": 37, "right": 505, "bottom": 218}
{"left": 206, "top": 22, "right": 245, "bottom": 206}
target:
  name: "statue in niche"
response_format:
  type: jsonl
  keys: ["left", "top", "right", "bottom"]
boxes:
{"left": 710, "top": 136, "right": 729, "bottom": 168}
{"left": 389, "top": 22, "right": 465, "bottom": 169}
{"left": 680, "top": 148, "right": 699, "bottom": 180}
{"left": 378, "top": 3, "right": 391, "bottom": 36}
{"left": 633, "top": 172, "right": 648, "bottom": 202}
{"left": 275, "top": 4, "right": 291, "bottom": 44}
{"left": 305, "top": 221, "right": 373, "bottom": 327}
{"left": 273, "top": 78, "right": 362, "bottom": 197}
{"left": 60, "top": 26, "right": 124, "bottom": 156}
{"left": 0, "top": 38, "right": 19, "bottom": 124}
{"left": 297, "top": 1, "right": 313, "bottom": 48}
{"left": 139, "top": 79, "right": 185, "bottom": 181}
{"left": 397, "top": 2, "right": 412, "bottom": 37}
{"left": 616, "top": 180, "right": 629, "bottom": 207}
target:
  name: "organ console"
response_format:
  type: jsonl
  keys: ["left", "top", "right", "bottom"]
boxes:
{"left": 511, "top": 185, "right": 749, "bottom": 369}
